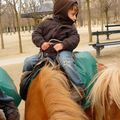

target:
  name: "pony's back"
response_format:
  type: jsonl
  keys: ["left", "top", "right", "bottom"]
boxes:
{"left": 25, "top": 65, "right": 88, "bottom": 120}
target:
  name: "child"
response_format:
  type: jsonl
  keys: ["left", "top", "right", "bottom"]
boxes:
{"left": 22, "top": 0, "right": 85, "bottom": 90}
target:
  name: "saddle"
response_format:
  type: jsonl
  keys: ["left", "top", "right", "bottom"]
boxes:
{"left": 20, "top": 51, "right": 98, "bottom": 110}
{"left": 19, "top": 57, "right": 56, "bottom": 100}
{"left": 19, "top": 55, "right": 84, "bottom": 102}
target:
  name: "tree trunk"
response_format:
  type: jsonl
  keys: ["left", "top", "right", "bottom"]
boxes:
{"left": 27, "top": 18, "right": 31, "bottom": 32}
{"left": 105, "top": 8, "right": 109, "bottom": 39}
{"left": 86, "top": 0, "right": 92, "bottom": 42}
{"left": 105, "top": 9, "right": 109, "bottom": 27}
{"left": 12, "top": 15, "right": 16, "bottom": 33}
{"left": 100, "top": 0, "right": 104, "bottom": 31}
{"left": 77, "top": 0, "right": 83, "bottom": 27}
{"left": 0, "top": 15, "right": 4, "bottom": 49}
{"left": 0, "top": 0, "right": 4, "bottom": 49}
{"left": 15, "top": 9, "right": 23, "bottom": 53}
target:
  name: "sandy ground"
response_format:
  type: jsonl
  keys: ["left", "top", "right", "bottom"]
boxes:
{"left": 0, "top": 26, "right": 120, "bottom": 119}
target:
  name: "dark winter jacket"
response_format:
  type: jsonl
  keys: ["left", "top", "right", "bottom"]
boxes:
{"left": 32, "top": 0, "right": 79, "bottom": 51}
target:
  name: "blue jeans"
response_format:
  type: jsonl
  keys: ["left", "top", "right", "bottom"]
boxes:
{"left": 23, "top": 53, "right": 42, "bottom": 72}
{"left": 57, "top": 51, "right": 85, "bottom": 88}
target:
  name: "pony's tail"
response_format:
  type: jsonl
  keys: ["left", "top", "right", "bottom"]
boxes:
{"left": 89, "top": 63, "right": 120, "bottom": 120}
{"left": 39, "top": 65, "right": 88, "bottom": 120}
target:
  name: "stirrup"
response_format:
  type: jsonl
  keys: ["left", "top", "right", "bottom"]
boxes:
{"left": 70, "top": 81, "right": 85, "bottom": 103}
{"left": 70, "top": 81, "right": 84, "bottom": 99}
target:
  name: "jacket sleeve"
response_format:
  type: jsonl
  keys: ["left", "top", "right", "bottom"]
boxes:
{"left": 32, "top": 21, "right": 46, "bottom": 47}
{"left": 62, "top": 25, "right": 80, "bottom": 51}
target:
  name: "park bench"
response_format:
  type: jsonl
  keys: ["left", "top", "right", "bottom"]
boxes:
{"left": 105, "top": 24, "right": 120, "bottom": 39}
{"left": 89, "top": 30, "right": 120, "bottom": 57}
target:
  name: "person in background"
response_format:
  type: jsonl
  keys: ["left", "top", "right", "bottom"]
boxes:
{"left": 0, "top": 89, "right": 20, "bottom": 120}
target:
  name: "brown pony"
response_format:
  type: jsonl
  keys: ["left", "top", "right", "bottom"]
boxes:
{"left": 25, "top": 65, "right": 88, "bottom": 120}
{"left": 88, "top": 63, "right": 120, "bottom": 120}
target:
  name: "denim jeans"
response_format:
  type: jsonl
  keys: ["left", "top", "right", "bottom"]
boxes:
{"left": 57, "top": 51, "right": 85, "bottom": 88}
{"left": 23, "top": 53, "right": 42, "bottom": 72}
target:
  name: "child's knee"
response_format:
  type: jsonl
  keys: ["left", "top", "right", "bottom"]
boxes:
{"left": 59, "top": 59, "right": 73, "bottom": 68}
{"left": 24, "top": 57, "right": 32, "bottom": 65}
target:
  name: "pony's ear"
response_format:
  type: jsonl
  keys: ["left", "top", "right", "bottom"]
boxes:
{"left": 97, "top": 63, "right": 106, "bottom": 72}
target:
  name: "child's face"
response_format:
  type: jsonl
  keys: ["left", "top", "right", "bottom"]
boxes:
{"left": 68, "top": 7, "right": 78, "bottom": 22}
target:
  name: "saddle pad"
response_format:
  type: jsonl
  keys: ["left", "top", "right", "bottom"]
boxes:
{"left": 20, "top": 57, "right": 54, "bottom": 100}
{"left": 73, "top": 51, "right": 97, "bottom": 109}
{"left": 19, "top": 66, "right": 41, "bottom": 100}
{"left": 0, "top": 67, "right": 21, "bottom": 106}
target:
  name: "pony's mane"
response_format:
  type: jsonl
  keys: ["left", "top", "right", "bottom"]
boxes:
{"left": 89, "top": 63, "right": 120, "bottom": 120}
{"left": 39, "top": 65, "right": 88, "bottom": 120}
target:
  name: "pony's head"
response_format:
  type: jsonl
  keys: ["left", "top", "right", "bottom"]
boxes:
{"left": 25, "top": 65, "right": 88, "bottom": 120}
{"left": 89, "top": 63, "right": 120, "bottom": 120}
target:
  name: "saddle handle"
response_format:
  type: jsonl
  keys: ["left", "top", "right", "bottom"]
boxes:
{"left": 48, "top": 39, "right": 62, "bottom": 47}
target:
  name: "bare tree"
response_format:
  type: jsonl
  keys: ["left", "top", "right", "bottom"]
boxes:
{"left": 0, "top": 1, "right": 4, "bottom": 49}
{"left": 21, "top": 2, "right": 33, "bottom": 32}
{"left": 5, "top": 0, "right": 23, "bottom": 53}
{"left": 111, "top": 0, "right": 119, "bottom": 22}
{"left": 22, "top": 0, "right": 43, "bottom": 25}
{"left": 0, "top": 0, "right": 5, "bottom": 49}
{"left": 86, "top": 0, "right": 92, "bottom": 42}
{"left": 77, "top": 0, "right": 83, "bottom": 27}
{"left": 99, "top": 0, "right": 104, "bottom": 31}
{"left": 92, "top": 0, "right": 104, "bottom": 30}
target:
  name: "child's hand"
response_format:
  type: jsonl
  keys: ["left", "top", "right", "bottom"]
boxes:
{"left": 41, "top": 42, "right": 50, "bottom": 51}
{"left": 53, "top": 43, "right": 63, "bottom": 52}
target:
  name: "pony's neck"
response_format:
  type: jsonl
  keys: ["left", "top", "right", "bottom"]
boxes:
{"left": 25, "top": 74, "right": 48, "bottom": 120}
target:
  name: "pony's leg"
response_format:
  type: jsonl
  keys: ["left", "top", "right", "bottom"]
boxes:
{"left": 0, "top": 109, "right": 6, "bottom": 120}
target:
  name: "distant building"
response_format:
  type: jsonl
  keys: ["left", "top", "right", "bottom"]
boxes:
{"left": 21, "top": 0, "right": 53, "bottom": 18}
